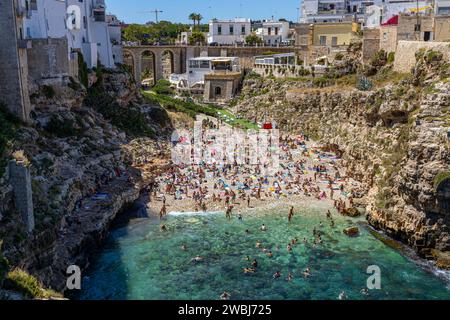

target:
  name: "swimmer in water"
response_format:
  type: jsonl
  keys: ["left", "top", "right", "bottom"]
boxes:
{"left": 273, "top": 271, "right": 281, "bottom": 279}
{"left": 252, "top": 259, "right": 258, "bottom": 268}
{"left": 287, "top": 244, "right": 292, "bottom": 252}
{"left": 220, "top": 291, "right": 231, "bottom": 300}
{"left": 191, "top": 256, "right": 204, "bottom": 263}
{"left": 266, "top": 251, "right": 273, "bottom": 258}
{"left": 160, "top": 224, "right": 168, "bottom": 232}
{"left": 260, "top": 224, "right": 267, "bottom": 231}
{"left": 360, "top": 288, "right": 369, "bottom": 296}
{"left": 338, "top": 291, "right": 347, "bottom": 300}
{"left": 287, "top": 273, "right": 293, "bottom": 282}
{"left": 181, "top": 244, "right": 187, "bottom": 251}
{"left": 256, "top": 240, "right": 262, "bottom": 248}
{"left": 303, "top": 267, "right": 311, "bottom": 278}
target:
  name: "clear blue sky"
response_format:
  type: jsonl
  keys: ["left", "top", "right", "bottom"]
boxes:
{"left": 106, "top": 0, "right": 302, "bottom": 24}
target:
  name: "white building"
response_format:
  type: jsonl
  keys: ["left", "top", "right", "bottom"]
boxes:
{"left": 435, "top": 0, "right": 450, "bottom": 14}
{"left": 364, "top": 0, "right": 434, "bottom": 28}
{"left": 300, "top": 0, "right": 378, "bottom": 23}
{"left": 18, "top": 0, "right": 116, "bottom": 69}
{"left": 255, "top": 20, "right": 290, "bottom": 46}
{"left": 207, "top": 18, "right": 251, "bottom": 45}
{"left": 66, "top": 0, "right": 114, "bottom": 68}
{"left": 20, "top": 0, "right": 67, "bottom": 39}
{"left": 107, "top": 14, "right": 123, "bottom": 64}
{"left": 170, "top": 57, "right": 240, "bottom": 89}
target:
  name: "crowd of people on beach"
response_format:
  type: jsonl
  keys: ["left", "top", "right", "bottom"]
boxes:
{"left": 149, "top": 116, "right": 363, "bottom": 300}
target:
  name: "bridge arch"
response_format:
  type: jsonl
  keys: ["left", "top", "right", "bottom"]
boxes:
{"left": 140, "top": 50, "right": 157, "bottom": 87}
{"left": 123, "top": 49, "right": 137, "bottom": 81}
{"left": 161, "top": 49, "right": 175, "bottom": 80}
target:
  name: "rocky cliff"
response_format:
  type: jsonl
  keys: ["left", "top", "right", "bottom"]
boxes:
{"left": 234, "top": 50, "right": 450, "bottom": 263}
{"left": 0, "top": 67, "right": 173, "bottom": 293}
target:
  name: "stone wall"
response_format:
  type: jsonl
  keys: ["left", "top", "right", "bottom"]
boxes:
{"left": 27, "top": 38, "right": 71, "bottom": 83}
{"left": 9, "top": 161, "right": 34, "bottom": 233}
{"left": 394, "top": 41, "right": 450, "bottom": 72}
{"left": 0, "top": 0, "right": 31, "bottom": 122}
{"left": 362, "top": 28, "right": 381, "bottom": 63}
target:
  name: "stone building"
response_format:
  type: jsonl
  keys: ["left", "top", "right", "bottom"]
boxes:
{"left": 294, "top": 21, "right": 357, "bottom": 64}
{"left": 204, "top": 72, "right": 243, "bottom": 103}
{"left": 379, "top": 13, "right": 450, "bottom": 54}
{"left": 0, "top": 0, "right": 32, "bottom": 122}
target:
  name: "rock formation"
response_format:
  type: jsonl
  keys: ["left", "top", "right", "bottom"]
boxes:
{"left": 234, "top": 50, "right": 449, "bottom": 263}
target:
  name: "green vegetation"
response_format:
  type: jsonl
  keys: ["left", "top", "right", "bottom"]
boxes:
{"left": 334, "top": 53, "right": 344, "bottom": 61}
{"left": 42, "top": 85, "right": 55, "bottom": 99}
{"left": 153, "top": 79, "right": 174, "bottom": 95}
{"left": 188, "top": 31, "right": 206, "bottom": 45}
{"left": 188, "top": 13, "right": 203, "bottom": 31}
{"left": 122, "top": 21, "right": 201, "bottom": 45}
{"left": 77, "top": 52, "right": 89, "bottom": 88}
{"left": 5, "top": 269, "right": 62, "bottom": 299}
{"left": 245, "top": 33, "right": 263, "bottom": 45}
{"left": 387, "top": 52, "right": 395, "bottom": 64}
{"left": 434, "top": 172, "right": 450, "bottom": 191}
{"left": 0, "top": 103, "right": 21, "bottom": 176}
{"left": 142, "top": 89, "right": 258, "bottom": 130}
{"left": 85, "top": 86, "right": 155, "bottom": 138}
{"left": 44, "top": 114, "right": 84, "bottom": 138}
{"left": 0, "top": 240, "right": 9, "bottom": 285}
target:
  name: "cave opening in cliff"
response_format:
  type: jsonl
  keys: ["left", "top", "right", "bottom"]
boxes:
{"left": 436, "top": 178, "right": 450, "bottom": 214}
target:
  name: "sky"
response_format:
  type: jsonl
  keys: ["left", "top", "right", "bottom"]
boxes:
{"left": 106, "top": 0, "right": 302, "bottom": 24}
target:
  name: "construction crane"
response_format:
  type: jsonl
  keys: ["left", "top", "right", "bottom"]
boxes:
{"left": 139, "top": 9, "right": 163, "bottom": 23}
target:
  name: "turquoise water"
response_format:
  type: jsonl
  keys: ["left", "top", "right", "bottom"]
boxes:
{"left": 77, "top": 204, "right": 450, "bottom": 300}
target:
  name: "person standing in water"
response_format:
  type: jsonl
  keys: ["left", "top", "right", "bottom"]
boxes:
{"left": 288, "top": 206, "right": 294, "bottom": 223}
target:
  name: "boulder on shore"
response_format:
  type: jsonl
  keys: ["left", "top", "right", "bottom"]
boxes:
{"left": 342, "top": 207, "right": 361, "bottom": 217}
{"left": 344, "top": 226, "right": 359, "bottom": 237}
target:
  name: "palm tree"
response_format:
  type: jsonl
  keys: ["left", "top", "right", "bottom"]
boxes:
{"left": 189, "top": 13, "right": 197, "bottom": 30}
{"left": 196, "top": 14, "right": 203, "bottom": 30}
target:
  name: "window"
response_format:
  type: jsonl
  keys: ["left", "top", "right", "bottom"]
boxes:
{"left": 83, "top": 16, "right": 87, "bottom": 29}
{"left": 214, "top": 87, "right": 222, "bottom": 95}
{"left": 319, "top": 36, "right": 327, "bottom": 45}
{"left": 331, "top": 36, "right": 338, "bottom": 46}
{"left": 217, "top": 25, "right": 222, "bottom": 35}
{"left": 200, "top": 60, "right": 210, "bottom": 68}
{"left": 30, "top": 0, "right": 37, "bottom": 11}
{"left": 414, "top": 24, "right": 421, "bottom": 32}
{"left": 229, "top": 25, "right": 234, "bottom": 35}
{"left": 268, "top": 27, "right": 272, "bottom": 35}
{"left": 241, "top": 25, "right": 246, "bottom": 35}
{"left": 275, "top": 27, "right": 279, "bottom": 35}
{"left": 424, "top": 31, "right": 431, "bottom": 41}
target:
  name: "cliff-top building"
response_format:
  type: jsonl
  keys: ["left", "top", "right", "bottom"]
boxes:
{"left": 207, "top": 18, "right": 251, "bottom": 45}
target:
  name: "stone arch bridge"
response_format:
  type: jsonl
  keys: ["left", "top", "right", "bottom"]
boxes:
{"left": 122, "top": 45, "right": 306, "bottom": 85}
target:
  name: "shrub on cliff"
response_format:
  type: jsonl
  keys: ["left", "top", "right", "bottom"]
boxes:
{"left": 0, "top": 103, "right": 20, "bottom": 176}
{"left": 0, "top": 240, "right": 9, "bottom": 286}
{"left": 86, "top": 87, "right": 155, "bottom": 138}
{"left": 153, "top": 79, "right": 174, "bottom": 95}
{"left": 4, "top": 268, "right": 62, "bottom": 299}
{"left": 434, "top": 172, "right": 450, "bottom": 191}
{"left": 77, "top": 53, "right": 89, "bottom": 88}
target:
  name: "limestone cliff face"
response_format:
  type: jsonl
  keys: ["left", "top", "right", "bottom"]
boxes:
{"left": 0, "top": 69, "right": 171, "bottom": 291}
{"left": 234, "top": 60, "right": 449, "bottom": 258}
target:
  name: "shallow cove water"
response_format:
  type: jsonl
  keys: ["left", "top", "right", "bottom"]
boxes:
{"left": 76, "top": 203, "right": 450, "bottom": 300}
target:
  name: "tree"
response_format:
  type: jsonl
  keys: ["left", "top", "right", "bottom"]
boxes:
{"left": 245, "top": 33, "right": 263, "bottom": 46}
{"left": 189, "top": 13, "right": 197, "bottom": 30}
{"left": 196, "top": 14, "right": 203, "bottom": 29}
{"left": 189, "top": 31, "right": 206, "bottom": 45}
{"left": 189, "top": 13, "right": 203, "bottom": 31}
